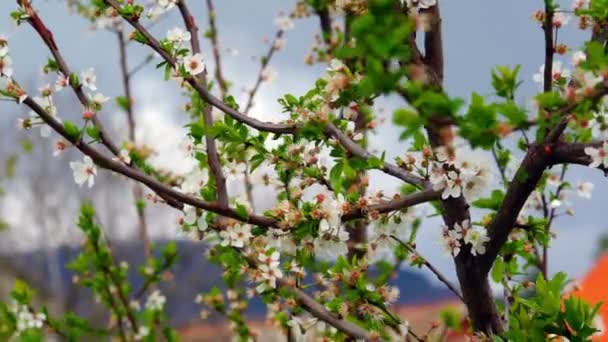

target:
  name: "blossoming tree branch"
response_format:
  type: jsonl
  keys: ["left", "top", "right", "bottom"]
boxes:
{"left": 1, "top": 0, "right": 607, "bottom": 340}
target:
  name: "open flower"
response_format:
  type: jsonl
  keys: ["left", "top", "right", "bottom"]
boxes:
{"left": 584, "top": 141, "right": 608, "bottom": 168}
{"left": 463, "top": 225, "right": 490, "bottom": 256}
{"left": 532, "top": 61, "right": 570, "bottom": 85}
{"left": 145, "top": 290, "right": 166, "bottom": 311}
{"left": 70, "top": 155, "right": 97, "bottom": 188}
{"left": 166, "top": 27, "right": 191, "bottom": 45}
{"left": 183, "top": 53, "right": 205, "bottom": 76}
{"left": 81, "top": 68, "right": 97, "bottom": 91}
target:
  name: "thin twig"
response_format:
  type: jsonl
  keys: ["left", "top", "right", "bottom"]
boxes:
{"left": 390, "top": 236, "right": 464, "bottom": 302}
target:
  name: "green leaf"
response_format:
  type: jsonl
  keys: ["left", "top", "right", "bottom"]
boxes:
{"left": 63, "top": 121, "right": 81, "bottom": 140}
{"left": 115, "top": 96, "right": 130, "bottom": 111}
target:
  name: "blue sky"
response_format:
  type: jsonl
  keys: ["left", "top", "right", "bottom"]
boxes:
{"left": 0, "top": 0, "right": 606, "bottom": 287}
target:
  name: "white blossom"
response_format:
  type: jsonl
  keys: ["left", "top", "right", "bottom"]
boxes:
{"left": 166, "top": 27, "right": 191, "bottom": 45}
{"left": 552, "top": 12, "right": 570, "bottom": 27}
{"left": 532, "top": 61, "right": 571, "bottom": 85}
{"left": 440, "top": 223, "right": 463, "bottom": 257}
{"left": 70, "top": 155, "right": 97, "bottom": 188}
{"left": 584, "top": 141, "right": 608, "bottom": 168}
{"left": 576, "top": 181, "right": 594, "bottom": 199}
{"left": 183, "top": 53, "right": 205, "bottom": 76}
{"left": 81, "top": 68, "right": 97, "bottom": 91}
{"left": 145, "top": 290, "right": 166, "bottom": 311}
{"left": 572, "top": 51, "right": 586, "bottom": 66}
{"left": 219, "top": 224, "right": 252, "bottom": 248}
{"left": 180, "top": 168, "right": 208, "bottom": 194}
{"left": 463, "top": 224, "right": 490, "bottom": 256}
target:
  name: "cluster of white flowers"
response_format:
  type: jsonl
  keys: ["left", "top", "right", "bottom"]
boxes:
{"left": 312, "top": 194, "right": 350, "bottom": 260}
{"left": 219, "top": 223, "right": 253, "bottom": 248}
{"left": 440, "top": 220, "right": 489, "bottom": 257}
{"left": 148, "top": 0, "right": 177, "bottom": 21}
{"left": 428, "top": 147, "right": 492, "bottom": 201}
{"left": 323, "top": 59, "right": 351, "bottom": 102}
{"left": 145, "top": 290, "right": 166, "bottom": 311}
{"left": 255, "top": 249, "right": 283, "bottom": 292}
{"left": 0, "top": 34, "right": 13, "bottom": 78}
{"left": 166, "top": 27, "right": 191, "bottom": 46}
{"left": 11, "top": 303, "right": 46, "bottom": 335}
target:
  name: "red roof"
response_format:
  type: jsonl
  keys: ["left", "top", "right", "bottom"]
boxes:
{"left": 571, "top": 254, "right": 608, "bottom": 341}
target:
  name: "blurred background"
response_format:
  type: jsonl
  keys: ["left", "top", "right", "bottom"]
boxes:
{"left": 1, "top": 0, "right": 607, "bottom": 340}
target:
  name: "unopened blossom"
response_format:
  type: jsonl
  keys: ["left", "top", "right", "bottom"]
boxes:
{"left": 166, "top": 27, "right": 191, "bottom": 45}
{"left": 0, "top": 54, "right": 13, "bottom": 77}
{"left": 274, "top": 15, "right": 295, "bottom": 31}
{"left": 183, "top": 53, "right": 205, "bottom": 76}
{"left": 81, "top": 68, "right": 97, "bottom": 91}
{"left": 145, "top": 290, "right": 166, "bottom": 311}
{"left": 463, "top": 224, "right": 490, "bottom": 256}
{"left": 219, "top": 224, "right": 253, "bottom": 248}
{"left": 584, "top": 141, "right": 608, "bottom": 168}
{"left": 532, "top": 61, "right": 571, "bottom": 84}
{"left": 70, "top": 155, "right": 97, "bottom": 188}
{"left": 577, "top": 181, "right": 594, "bottom": 199}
